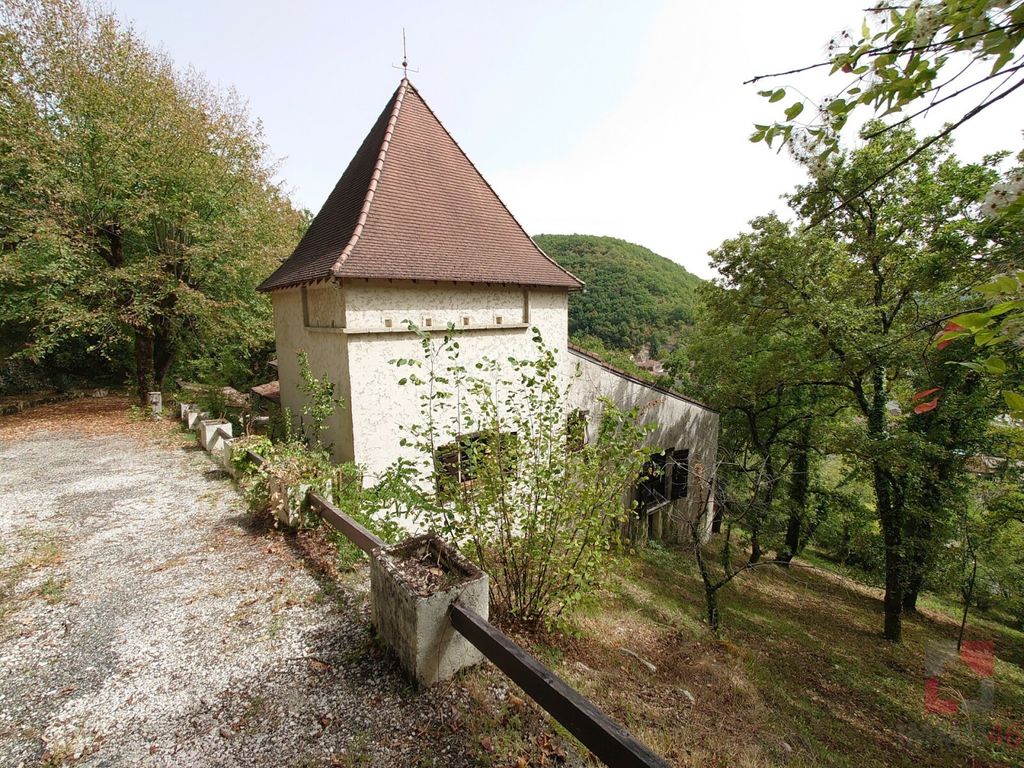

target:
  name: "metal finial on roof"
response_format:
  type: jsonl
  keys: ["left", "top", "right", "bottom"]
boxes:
{"left": 393, "top": 28, "right": 419, "bottom": 78}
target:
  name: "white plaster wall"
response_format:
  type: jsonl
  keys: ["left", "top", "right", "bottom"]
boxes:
{"left": 270, "top": 287, "right": 355, "bottom": 462}
{"left": 272, "top": 279, "right": 718, "bottom": 536}
{"left": 565, "top": 351, "right": 719, "bottom": 528}
{"left": 344, "top": 280, "right": 530, "bottom": 331}
{"left": 343, "top": 283, "right": 569, "bottom": 478}
{"left": 305, "top": 282, "right": 346, "bottom": 328}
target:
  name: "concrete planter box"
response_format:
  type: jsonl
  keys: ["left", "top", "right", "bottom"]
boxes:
{"left": 179, "top": 402, "right": 195, "bottom": 420}
{"left": 268, "top": 476, "right": 310, "bottom": 528}
{"left": 185, "top": 408, "right": 208, "bottom": 430}
{"left": 214, "top": 437, "right": 239, "bottom": 477}
{"left": 198, "top": 419, "right": 232, "bottom": 451}
{"left": 206, "top": 426, "right": 233, "bottom": 458}
{"left": 370, "top": 534, "right": 488, "bottom": 687}
{"left": 147, "top": 391, "right": 162, "bottom": 415}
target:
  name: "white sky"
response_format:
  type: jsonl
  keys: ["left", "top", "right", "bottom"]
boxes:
{"left": 112, "top": 0, "right": 1022, "bottom": 279}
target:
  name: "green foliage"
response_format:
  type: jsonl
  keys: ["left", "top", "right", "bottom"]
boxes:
{"left": 690, "top": 125, "right": 1005, "bottom": 641}
{"left": 0, "top": 0, "right": 304, "bottom": 399}
{"left": 813, "top": 487, "right": 885, "bottom": 574}
{"left": 534, "top": 234, "right": 702, "bottom": 353}
{"left": 942, "top": 261, "right": 1024, "bottom": 418}
{"left": 193, "top": 385, "right": 232, "bottom": 422}
{"left": 231, "top": 434, "right": 402, "bottom": 568}
{"left": 296, "top": 351, "right": 345, "bottom": 450}
{"left": 389, "top": 322, "right": 654, "bottom": 627}
{"left": 328, "top": 462, "right": 406, "bottom": 568}
{"left": 751, "top": 0, "right": 1024, "bottom": 421}
{"left": 750, "top": 1, "right": 1024, "bottom": 163}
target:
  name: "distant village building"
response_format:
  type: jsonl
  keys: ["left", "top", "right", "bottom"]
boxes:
{"left": 257, "top": 79, "right": 718, "bottom": 537}
{"left": 636, "top": 359, "right": 665, "bottom": 376}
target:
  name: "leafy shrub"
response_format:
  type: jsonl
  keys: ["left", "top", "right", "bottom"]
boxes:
{"left": 231, "top": 416, "right": 401, "bottom": 569}
{"left": 390, "top": 323, "right": 653, "bottom": 627}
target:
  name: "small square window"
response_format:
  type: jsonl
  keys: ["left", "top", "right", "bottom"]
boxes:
{"left": 495, "top": 315, "right": 503, "bottom": 325}
{"left": 462, "top": 316, "right": 471, "bottom": 326}
{"left": 384, "top": 318, "right": 393, "bottom": 329}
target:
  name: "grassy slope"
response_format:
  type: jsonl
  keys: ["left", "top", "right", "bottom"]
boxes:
{"left": 530, "top": 545, "right": 1024, "bottom": 768}
{"left": 533, "top": 234, "right": 703, "bottom": 353}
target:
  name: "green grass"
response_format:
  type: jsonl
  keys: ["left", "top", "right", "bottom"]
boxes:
{"left": 532, "top": 544, "right": 1024, "bottom": 767}
{"left": 36, "top": 576, "right": 67, "bottom": 604}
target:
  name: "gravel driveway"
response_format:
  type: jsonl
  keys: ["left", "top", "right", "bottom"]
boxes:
{"left": 0, "top": 400, "right": 482, "bottom": 767}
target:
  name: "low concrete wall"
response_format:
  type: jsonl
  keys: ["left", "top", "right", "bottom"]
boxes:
{"left": 213, "top": 437, "right": 239, "bottom": 477}
{"left": 185, "top": 408, "right": 208, "bottom": 430}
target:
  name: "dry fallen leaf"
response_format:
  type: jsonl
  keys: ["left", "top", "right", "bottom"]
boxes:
{"left": 307, "top": 658, "right": 330, "bottom": 673}
{"left": 480, "top": 735, "right": 494, "bottom": 753}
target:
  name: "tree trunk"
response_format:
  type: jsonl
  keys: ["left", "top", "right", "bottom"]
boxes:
{"left": 134, "top": 329, "right": 155, "bottom": 403}
{"left": 748, "top": 455, "right": 775, "bottom": 565}
{"left": 749, "top": 524, "right": 762, "bottom": 564}
{"left": 153, "top": 323, "right": 176, "bottom": 389}
{"left": 867, "top": 366, "right": 904, "bottom": 642}
{"left": 691, "top": 516, "right": 721, "bottom": 634}
{"left": 903, "top": 571, "right": 923, "bottom": 613}
{"left": 779, "top": 419, "right": 812, "bottom": 566}
{"left": 705, "top": 581, "right": 720, "bottom": 633}
{"left": 957, "top": 554, "right": 977, "bottom": 651}
{"left": 877, "top": 463, "right": 904, "bottom": 642}
{"left": 882, "top": 544, "right": 904, "bottom": 643}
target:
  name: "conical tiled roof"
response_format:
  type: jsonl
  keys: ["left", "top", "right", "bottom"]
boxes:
{"left": 259, "top": 80, "right": 583, "bottom": 292}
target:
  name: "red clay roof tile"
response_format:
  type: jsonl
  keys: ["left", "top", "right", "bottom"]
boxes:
{"left": 259, "top": 80, "right": 582, "bottom": 292}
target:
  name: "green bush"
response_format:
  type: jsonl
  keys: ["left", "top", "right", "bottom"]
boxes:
{"left": 389, "top": 323, "right": 653, "bottom": 628}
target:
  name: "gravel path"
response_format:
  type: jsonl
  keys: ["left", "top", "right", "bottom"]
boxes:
{"left": 0, "top": 403, "right": 482, "bottom": 767}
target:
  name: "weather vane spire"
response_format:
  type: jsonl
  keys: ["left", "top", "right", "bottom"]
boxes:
{"left": 393, "top": 28, "right": 418, "bottom": 78}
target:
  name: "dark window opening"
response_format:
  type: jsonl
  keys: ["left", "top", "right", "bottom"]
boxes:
{"left": 435, "top": 430, "right": 518, "bottom": 492}
{"left": 669, "top": 449, "right": 689, "bottom": 500}
{"left": 638, "top": 451, "right": 668, "bottom": 510}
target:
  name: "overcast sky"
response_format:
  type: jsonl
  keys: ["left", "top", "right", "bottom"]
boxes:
{"left": 112, "top": 0, "right": 1021, "bottom": 278}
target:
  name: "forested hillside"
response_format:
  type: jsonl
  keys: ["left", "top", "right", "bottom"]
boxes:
{"left": 533, "top": 234, "right": 702, "bottom": 356}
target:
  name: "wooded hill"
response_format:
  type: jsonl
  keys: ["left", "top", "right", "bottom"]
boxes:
{"left": 533, "top": 234, "right": 703, "bottom": 356}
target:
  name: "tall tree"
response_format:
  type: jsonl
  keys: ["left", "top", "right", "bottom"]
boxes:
{"left": 709, "top": 126, "right": 998, "bottom": 640}
{"left": 0, "top": 0, "right": 302, "bottom": 398}
{"left": 674, "top": 260, "right": 843, "bottom": 566}
{"left": 748, "top": 0, "right": 1024, "bottom": 416}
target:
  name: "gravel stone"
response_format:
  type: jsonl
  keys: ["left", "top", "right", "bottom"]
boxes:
{"left": 0, "top": 422, "right": 481, "bottom": 767}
